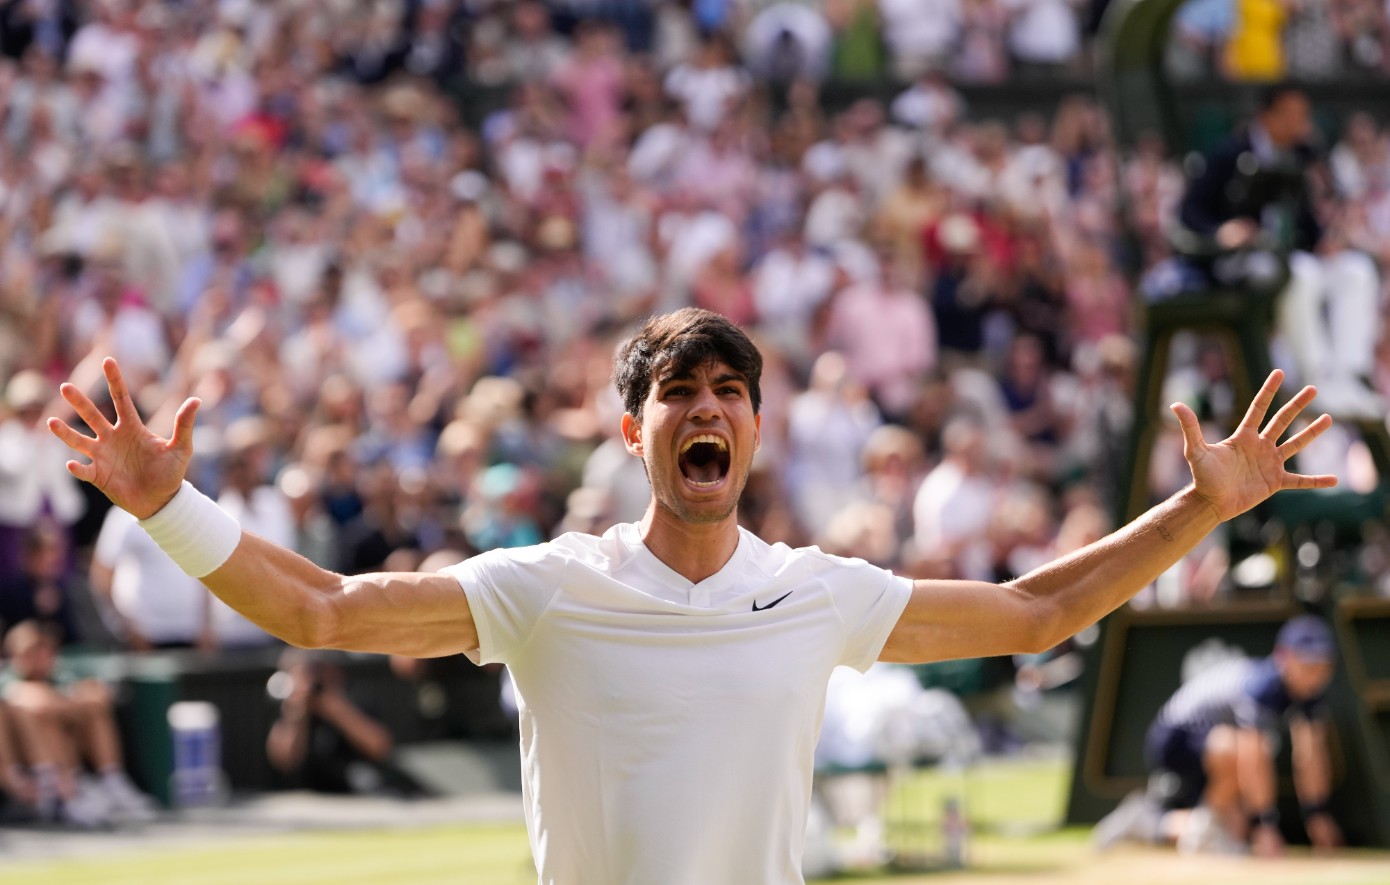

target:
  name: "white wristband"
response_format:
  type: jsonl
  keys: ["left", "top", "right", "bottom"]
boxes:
{"left": 138, "top": 481, "right": 243, "bottom": 578}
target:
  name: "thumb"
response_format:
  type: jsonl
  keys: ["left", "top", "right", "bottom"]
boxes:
{"left": 169, "top": 397, "right": 201, "bottom": 455}
{"left": 1170, "top": 401, "right": 1207, "bottom": 463}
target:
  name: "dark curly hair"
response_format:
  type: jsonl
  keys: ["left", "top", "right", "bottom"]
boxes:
{"left": 613, "top": 309, "right": 763, "bottom": 421}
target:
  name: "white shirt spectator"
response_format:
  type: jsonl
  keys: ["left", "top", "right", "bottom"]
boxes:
{"left": 0, "top": 418, "right": 86, "bottom": 530}
{"left": 913, "top": 454, "right": 1001, "bottom": 581}
{"left": 579, "top": 170, "right": 657, "bottom": 295}
{"left": 93, "top": 508, "right": 207, "bottom": 645}
{"left": 69, "top": 296, "right": 171, "bottom": 378}
{"left": 743, "top": 3, "right": 834, "bottom": 82}
{"left": 752, "top": 245, "right": 836, "bottom": 364}
{"left": 67, "top": 18, "right": 140, "bottom": 87}
{"left": 211, "top": 486, "right": 295, "bottom": 647}
{"left": 658, "top": 207, "right": 738, "bottom": 297}
{"left": 1003, "top": 0, "right": 1081, "bottom": 65}
{"left": 890, "top": 77, "right": 966, "bottom": 132}
{"left": 664, "top": 63, "right": 749, "bottom": 132}
{"left": 786, "top": 373, "right": 882, "bottom": 531}
{"left": 999, "top": 142, "right": 1068, "bottom": 221}
{"left": 804, "top": 185, "right": 866, "bottom": 247}
{"left": 877, "top": 0, "right": 962, "bottom": 75}
{"left": 580, "top": 436, "right": 652, "bottom": 526}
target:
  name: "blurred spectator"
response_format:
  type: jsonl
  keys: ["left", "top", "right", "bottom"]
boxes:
{"left": 751, "top": 232, "right": 838, "bottom": 368}
{"left": 1283, "top": 0, "right": 1341, "bottom": 79}
{"left": 825, "top": 0, "right": 887, "bottom": 81}
{"left": 743, "top": 2, "right": 834, "bottom": 83}
{"left": 872, "top": 156, "right": 948, "bottom": 288}
{"left": 786, "top": 352, "right": 882, "bottom": 534}
{"left": 889, "top": 68, "right": 965, "bottom": 132}
{"left": 1224, "top": 0, "right": 1291, "bottom": 80}
{"left": 955, "top": 0, "right": 1011, "bottom": 82}
{"left": 1328, "top": 111, "right": 1386, "bottom": 200}
{"left": 997, "top": 334, "right": 1068, "bottom": 476}
{"left": 855, "top": 424, "right": 927, "bottom": 548}
{"left": 877, "top": 0, "right": 961, "bottom": 79}
{"left": 2, "top": 620, "right": 156, "bottom": 826}
{"left": 912, "top": 416, "right": 1004, "bottom": 580}
{"left": 210, "top": 417, "right": 292, "bottom": 649}
{"left": 551, "top": 20, "right": 626, "bottom": 148}
{"left": 90, "top": 499, "right": 208, "bottom": 651}
{"left": 1170, "top": 0, "right": 1235, "bottom": 78}
{"left": 400, "top": 0, "right": 469, "bottom": 89}
{"left": 0, "top": 524, "right": 80, "bottom": 645}
{"left": 463, "top": 462, "right": 545, "bottom": 552}
{"left": 266, "top": 648, "right": 420, "bottom": 796}
{"left": 1175, "top": 86, "right": 1382, "bottom": 417}
{"left": 503, "top": 2, "right": 569, "bottom": 84}
{"left": 928, "top": 213, "right": 998, "bottom": 366}
{"left": 0, "top": 371, "right": 84, "bottom": 587}
{"left": 663, "top": 32, "right": 748, "bottom": 133}
{"left": 1003, "top": 0, "right": 1083, "bottom": 72}
{"left": 823, "top": 253, "right": 937, "bottom": 420}
{"left": 0, "top": 0, "right": 80, "bottom": 61}
{"left": 1063, "top": 237, "right": 1130, "bottom": 353}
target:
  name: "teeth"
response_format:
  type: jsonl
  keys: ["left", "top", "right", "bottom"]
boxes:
{"left": 680, "top": 434, "right": 728, "bottom": 454}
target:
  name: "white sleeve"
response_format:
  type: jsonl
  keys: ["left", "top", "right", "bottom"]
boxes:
{"left": 825, "top": 560, "right": 914, "bottom": 672}
{"left": 443, "top": 545, "right": 564, "bottom": 666}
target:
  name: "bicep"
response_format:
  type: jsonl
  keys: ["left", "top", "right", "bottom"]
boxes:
{"left": 879, "top": 579, "right": 1045, "bottom": 664}
{"left": 324, "top": 571, "right": 478, "bottom": 659}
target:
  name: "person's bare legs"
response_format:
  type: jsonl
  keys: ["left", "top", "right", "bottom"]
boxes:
{"left": 5, "top": 685, "right": 86, "bottom": 820}
{"left": 1200, "top": 725, "right": 1247, "bottom": 841}
{"left": 66, "top": 681, "right": 125, "bottom": 772}
{"left": 0, "top": 702, "right": 37, "bottom": 807}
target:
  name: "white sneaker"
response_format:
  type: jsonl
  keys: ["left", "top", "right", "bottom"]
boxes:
{"left": 1093, "top": 790, "right": 1163, "bottom": 851}
{"left": 61, "top": 778, "right": 113, "bottom": 829}
{"left": 1177, "top": 805, "right": 1248, "bottom": 856}
{"left": 102, "top": 772, "right": 159, "bottom": 823}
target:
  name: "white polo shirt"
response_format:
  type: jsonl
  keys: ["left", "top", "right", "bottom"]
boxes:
{"left": 447, "top": 522, "right": 913, "bottom": 885}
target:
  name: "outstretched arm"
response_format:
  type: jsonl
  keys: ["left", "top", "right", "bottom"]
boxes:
{"left": 49, "top": 359, "right": 478, "bottom": 658}
{"left": 883, "top": 371, "right": 1334, "bottom": 663}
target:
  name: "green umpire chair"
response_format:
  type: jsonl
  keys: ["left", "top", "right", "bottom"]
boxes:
{"left": 1066, "top": 0, "right": 1390, "bottom": 846}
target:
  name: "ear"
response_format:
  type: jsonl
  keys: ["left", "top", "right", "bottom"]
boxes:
{"left": 753, "top": 413, "right": 762, "bottom": 453}
{"left": 620, "top": 412, "right": 643, "bottom": 457}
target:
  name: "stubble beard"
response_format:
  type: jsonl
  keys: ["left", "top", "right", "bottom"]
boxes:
{"left": 649, "top": 458, "right": 750, "bottom": 527}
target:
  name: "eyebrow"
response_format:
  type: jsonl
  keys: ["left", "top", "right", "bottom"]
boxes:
{"left": 657, "top": 371, "right": 748, "bottom": 387}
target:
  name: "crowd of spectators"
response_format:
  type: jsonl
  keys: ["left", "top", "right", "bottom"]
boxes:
{"left": 0, "top": 0, "right": 1388, "bottom": 821}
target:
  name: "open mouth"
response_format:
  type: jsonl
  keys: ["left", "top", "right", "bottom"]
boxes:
{"left": 678, "top": 434, "right": 731, "bottom": 488}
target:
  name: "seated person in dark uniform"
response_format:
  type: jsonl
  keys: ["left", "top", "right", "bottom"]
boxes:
{"left": 1095, "top": 615, "right": 1342, "bottom": 856}
{"left": 1170, "top": 84, "right": 1381, "bottom": 418}
{"left": 266, "top": 649, "right": 421, "bottom": 795}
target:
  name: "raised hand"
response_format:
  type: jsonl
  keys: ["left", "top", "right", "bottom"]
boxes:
{"left": 1171, "top": 369, "right": 1336, "bottom": 523}
{"left": 47, "top": 358, "right": 200, "bottom": 520}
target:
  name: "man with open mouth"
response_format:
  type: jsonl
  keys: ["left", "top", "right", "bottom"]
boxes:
{"left": 50, "top": 307, "right": 1336, "bottom": 884}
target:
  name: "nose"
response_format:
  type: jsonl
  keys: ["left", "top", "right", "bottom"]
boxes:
{"left": 688, "top": 384, "right": 722, "bottom": 422}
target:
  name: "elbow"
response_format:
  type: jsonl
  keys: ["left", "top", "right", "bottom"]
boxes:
{"left": 289, "top": 590, "right": 341, "bottom": 650}
{"left": 1020, "top": 596, "right": 1069, "bottom": 656}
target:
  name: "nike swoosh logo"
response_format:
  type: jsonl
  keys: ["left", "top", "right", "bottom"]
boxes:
{"left": 752, "top": 591, "right": 793, "bottom": 612}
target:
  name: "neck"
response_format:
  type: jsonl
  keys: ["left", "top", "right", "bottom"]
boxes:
{"left": 638, "top": 504, "right": 741, "bottom": 584}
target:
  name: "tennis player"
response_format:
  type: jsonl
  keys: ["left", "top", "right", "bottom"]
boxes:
{"left": 49, "top": 308, "right": 1334, "bottom": 884}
